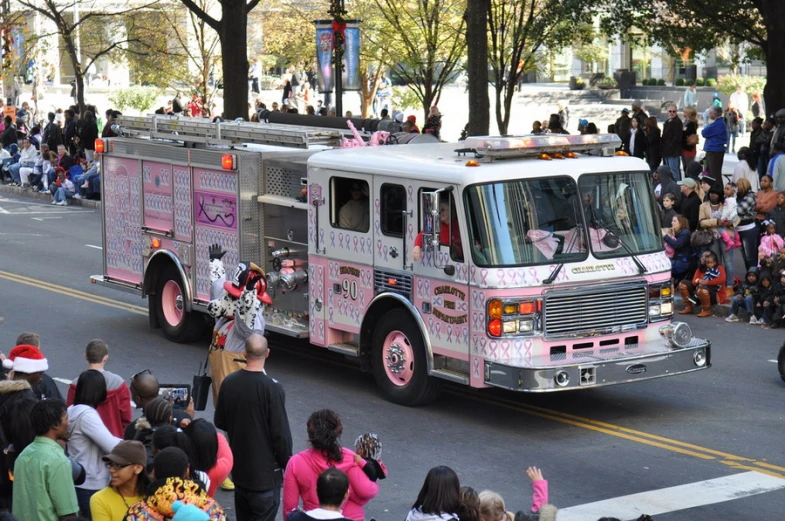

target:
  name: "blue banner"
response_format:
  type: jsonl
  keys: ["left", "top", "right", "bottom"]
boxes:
{"left": 315, "top": 23, "right": 334, "bottom": 94}
{"left": 342, "top": 25, "right": 361, "bottom": 91}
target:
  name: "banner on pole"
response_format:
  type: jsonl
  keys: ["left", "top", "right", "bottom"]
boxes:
{"left": 314, "top": 21, "right": 334, "bottom": 94}
{"left": 342, "top": 23, "right": 361, "bottom": 91}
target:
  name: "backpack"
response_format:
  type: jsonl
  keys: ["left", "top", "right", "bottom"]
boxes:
{"left": 44, "top": 121, "right": 63, "bottom": 150}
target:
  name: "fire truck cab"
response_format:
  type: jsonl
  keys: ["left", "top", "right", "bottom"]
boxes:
{"left": 93, "top": 117, "right": 710, "bottom": 406}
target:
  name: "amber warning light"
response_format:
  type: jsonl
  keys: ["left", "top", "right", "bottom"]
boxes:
{"left": 222, "top": 154, "right": 236, "bottom": 170}
{"left": 94, "top": 139, "right": 105, "bottom": 153}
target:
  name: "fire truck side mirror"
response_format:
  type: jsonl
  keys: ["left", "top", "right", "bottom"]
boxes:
{"left": 420, "top": 191, "right": 436, "bottom": 253}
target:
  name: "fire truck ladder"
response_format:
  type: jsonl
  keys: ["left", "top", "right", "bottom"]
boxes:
{"left": 114, "top": 115, "right": 349, "bottom": 149}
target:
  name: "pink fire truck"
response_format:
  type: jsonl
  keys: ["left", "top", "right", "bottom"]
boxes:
{"left": 92, "top": 116, "right": 710, "bottom": 405}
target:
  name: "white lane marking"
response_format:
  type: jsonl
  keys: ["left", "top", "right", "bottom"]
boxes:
{"left": 0, "top": 206, "right": 9, "bottom": 214}
{"left": 13, "top": 210, "right": 93, "bottom": 215}
{"left": 85, "top": 244, "right": 103, "bottom": 250}
{"left": 53, "top": 377, "right": 72, "bottom": 385}
{"left": 557, "top": 472, "right": 785, "bottom": 521}
{"left": 0, "top": 232, "right": 46, "bottom": 236}
{"left": 31, "top": 216, "right": 63, "bottom": 221}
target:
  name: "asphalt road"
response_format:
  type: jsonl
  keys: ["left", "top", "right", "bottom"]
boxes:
{"left": 0, "top": 192, "right": 784, "bottom": 521}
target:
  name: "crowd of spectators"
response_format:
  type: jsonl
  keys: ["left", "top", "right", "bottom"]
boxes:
{"left": 0, "top": 102, "right": 118, "bottom": 204}
{"left": 0, "top": 331, "right": 657, "bottom": 521}
{"left": 651, "top": 104, "right": 785, "bottom": 322}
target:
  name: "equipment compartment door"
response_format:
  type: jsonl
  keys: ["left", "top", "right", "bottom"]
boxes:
{"left": 142, "top": 161, "right": 174, "bottom": 235}
{"left": 102, "top": 156, "right": 144, "bottom": 285}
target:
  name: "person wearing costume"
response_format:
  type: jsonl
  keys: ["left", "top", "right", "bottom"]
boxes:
{"left": 206, "top": 244, "right": 272, "bottom": 407}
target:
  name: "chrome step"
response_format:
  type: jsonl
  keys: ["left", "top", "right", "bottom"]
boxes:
{"left": 431, "top": 368, "right": 469, "bottom": 385}
{"left": 328, "top": 343, "right": 360, "bottom": 357}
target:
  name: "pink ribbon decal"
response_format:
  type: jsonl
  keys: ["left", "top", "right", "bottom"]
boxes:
{"left": 528, "top": 267, "right": 541, "bottom": 283}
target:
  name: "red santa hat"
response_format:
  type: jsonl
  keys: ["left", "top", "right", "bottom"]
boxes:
{"left": 2, "top": 344, "right": 49, "bottom": 373}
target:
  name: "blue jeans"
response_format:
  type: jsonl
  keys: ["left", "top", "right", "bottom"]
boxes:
{"left": 235, "top": 486, "right": 280, "bottom": 521}
{"left": 664, "top": 156, "right": 681, "bottom": 180}
{"left": 53, "top": 186, "right": 75, "bottom": 202}
{"left": 75, "top": 487, "right": 99, "bottom": 519}
{"left": 730, "top": 295, "right": 755, "bottom": 315}
{"left": 726, "top": 130, "right": 738, "bottom": 152}
{"left": 724, "top": 250, "right": 735, "bottom": 289}
{"left": 7, "top": 163, "right": 20, "bottom": 183}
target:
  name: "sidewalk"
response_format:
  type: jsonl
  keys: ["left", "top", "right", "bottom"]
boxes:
{"left": 0, "top": 183, "right": 100, "bottom": 209}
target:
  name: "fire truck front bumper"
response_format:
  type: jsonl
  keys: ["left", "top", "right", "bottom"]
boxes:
{"left": 483, "top": 338, "right": 711, "bottom": 392}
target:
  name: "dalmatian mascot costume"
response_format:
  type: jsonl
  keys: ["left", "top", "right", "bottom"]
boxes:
{"left": 206, "top": 243, "right": 272, "bottom": 405}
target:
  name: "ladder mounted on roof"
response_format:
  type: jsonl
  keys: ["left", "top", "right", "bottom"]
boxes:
{"left": 114, "top": 115, "right": 349, "bottom": 149}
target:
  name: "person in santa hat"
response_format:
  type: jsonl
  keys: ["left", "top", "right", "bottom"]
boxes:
{"left": 0, "top": 344, "right": 48, "bottom": 420}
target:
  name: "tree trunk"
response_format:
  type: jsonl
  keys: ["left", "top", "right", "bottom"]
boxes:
{"left": 219, "top": 2, "right": 248, "bottom": 120}
{"left": 62, "top": 34, "right": 86, "bottom": 113}
{"left": 493, "top": 81, "right": 505, "bottom": 134}
{"left": 465, "top": 0, "right": 489, "bottom": 136}
{"left": 501, "top": 78, "right": 516, "bottom": 135}
{"left": 360, "top": 69, "right": 379, "bottom": 119}
{"left": 762, "top": 0, "right": 785, "bottom": 113}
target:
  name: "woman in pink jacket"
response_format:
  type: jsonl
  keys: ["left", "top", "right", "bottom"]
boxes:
{"left": 283, "top": 409, "right": 379, "bottom": 521}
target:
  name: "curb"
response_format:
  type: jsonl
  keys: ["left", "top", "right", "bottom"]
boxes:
{"left": 674, "top": 296, "right": 730, "bottom": 316}
{"left": 0, "top": 183, "right": 101, "bottom": 209}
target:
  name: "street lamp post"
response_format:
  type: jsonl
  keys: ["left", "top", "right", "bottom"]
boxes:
{"left": 329, "top": 0, "right": 346, "bottom": 117}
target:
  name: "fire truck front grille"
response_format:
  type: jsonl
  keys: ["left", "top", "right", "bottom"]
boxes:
{"left": 374, "top": 269, "right": 412, "bottom": 299}
{"left": 543, "top": 283, "right": 648, "bottom": 338}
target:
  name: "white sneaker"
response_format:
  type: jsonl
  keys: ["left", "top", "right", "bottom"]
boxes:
{"left": 750, "top": 316, "right": 759, "bottom": 325}
{"left": 73, "top": 193, "right": 82, "bottom": 199}
{"left": 56, "top": 200, "right": 67, "bottom": 206}
{"left": 725, "top": 314, "right": 739, "bottom": 323}
{"left": 50, "top": 199, "right": 56, "bottom": 204}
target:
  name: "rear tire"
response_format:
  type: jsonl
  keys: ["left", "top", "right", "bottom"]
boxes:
{"left": 154, "top": 264, "right": 205, "bottom": 343}
{"left": 371, "top": 308, "right": 442, "bottom": 406}
{"left": 778, "top": 343, "right": 785, "bottom": 384}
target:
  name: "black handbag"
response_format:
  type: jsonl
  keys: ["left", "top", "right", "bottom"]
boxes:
{"left": 192, "top": 349, "right": 212, "bottom": 411}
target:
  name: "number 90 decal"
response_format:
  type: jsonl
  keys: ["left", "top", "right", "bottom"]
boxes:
{"left": 342, "top": 279, "right": 358, "bottom": 300}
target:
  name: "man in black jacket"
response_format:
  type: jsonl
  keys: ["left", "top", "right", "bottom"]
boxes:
{"left": 678, "top": 178, "right": 702, "bottom": 232}
{"left": 63, "top": 109, "right": 77, "bottom": 156}
{"left": 215, "top": 332, "right": 293, "bottom": 521}
{"left": 662, "top": 104, "right": 684, "bottom": 180}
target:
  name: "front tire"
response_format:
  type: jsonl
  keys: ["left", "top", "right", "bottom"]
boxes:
{"left": 778, "top": 342, "right": 785, "bottom": 384}
{"left": 371, "top": 308, "right": 442, "bottom": 406}
{"left": 154, "top": 264, "right": 204, "bottom": 343}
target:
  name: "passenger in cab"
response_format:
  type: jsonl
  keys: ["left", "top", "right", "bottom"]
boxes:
{"left": 412, "top": 200, "right": 463, "bottom": 262}
{"left": 338, "top": 182, "right": 370, "bottom": 232}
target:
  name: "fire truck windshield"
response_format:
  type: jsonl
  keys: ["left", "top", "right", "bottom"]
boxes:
{"left": 465, "top": 176, "right": 588, "bottom": 267}
{"left": 577, "top": 171, "right": 661, "bottom": 259}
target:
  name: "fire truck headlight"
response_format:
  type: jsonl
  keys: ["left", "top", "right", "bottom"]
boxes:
{"left": 693, "top": 349, "right": 707, "bottom": 367}
{"left": 518, "top": 319, "right": 534, "bottom": 333}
